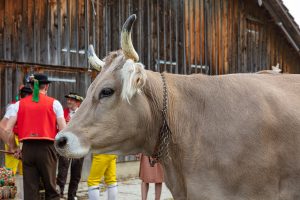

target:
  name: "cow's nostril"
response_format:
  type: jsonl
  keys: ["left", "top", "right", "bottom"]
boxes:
{"left": 57, "top": 136, "right": 68, "bottom": 148}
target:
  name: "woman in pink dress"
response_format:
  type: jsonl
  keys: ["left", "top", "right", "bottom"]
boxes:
{"left": 138, "top": 154, "right": 164, "bottom": 200}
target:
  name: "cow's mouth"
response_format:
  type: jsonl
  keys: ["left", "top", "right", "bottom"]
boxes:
{"left": 55, "top": 131, "right": 90, "bottom": 158}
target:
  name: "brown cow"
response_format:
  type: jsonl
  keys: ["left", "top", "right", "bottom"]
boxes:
{"left": 55, "top": 15, "right": 300, "bottom": 200}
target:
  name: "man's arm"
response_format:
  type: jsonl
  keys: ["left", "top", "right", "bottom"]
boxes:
{"left": 0, "top": 102, "right": 18, "bottom": 151}
{"left": 0, "top": 117, "right": 8, "bottom": 128}
{"left": 53, "top": 100, "right": 66, "bottom": 131}
{"left": 0, "top": 104, "right": 13, "bottom": 141}
{"left": 0, "top": 116, "right": 18, "bottom": 151}
{"left": 57, "top": 117, "right": 66, "bottom": 131}
{"left": 0, "top": 125, "right": 10, "bottom": 144}
{"left": 5, "top": 116, "right": 18, "bottom": 150}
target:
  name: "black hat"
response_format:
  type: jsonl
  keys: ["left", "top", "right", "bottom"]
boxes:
{"left": 19, "top": 85, "right": 33, "bottom": 94}
{"left": 29, "top": 73, "right": 51, "bottom": 84}
{"left": 29, "top": 73, "right": 51, "bottom": 102}
{"left": 65, "top": 92, "right": 84, "bottom": 102}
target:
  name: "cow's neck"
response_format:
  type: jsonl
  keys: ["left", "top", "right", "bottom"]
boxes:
{"left": 142, "top": 71, "right": 185, "bottom": 154}
{"left": 142, "top": 71, "right": 166, "bottom": 154}
{"left": 142, "top": 71, "right": 187, "bottom": 197}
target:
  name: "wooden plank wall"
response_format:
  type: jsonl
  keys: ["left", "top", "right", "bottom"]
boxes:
{"left": 0, "top": 0, "right": 299, "bottom": 74}
{"left": 90, "top": 0, "right": 186, "bottom": 75}
{"left": 0, "top": 0, "right": 88, "bottom": 67}
{"left": 184, "top": 0, "right": 300, "bottom": 74}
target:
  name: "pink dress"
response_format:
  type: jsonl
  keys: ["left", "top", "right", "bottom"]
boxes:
{"left": 139, "top": 154, "right": 164, "bottom": 183}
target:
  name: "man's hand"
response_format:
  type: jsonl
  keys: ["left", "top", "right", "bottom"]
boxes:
{"left": 13, "top": 148, "right": 22, "bottom": 160}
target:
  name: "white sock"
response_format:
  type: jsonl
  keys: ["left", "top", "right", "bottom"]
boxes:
{"left": 88, "top": 186, "right": 100, "bottom": 200}
{"left": 107, "top": 183, "right": 118, "bottom": 200}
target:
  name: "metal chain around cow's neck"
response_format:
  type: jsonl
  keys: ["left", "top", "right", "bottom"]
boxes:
{"left": 149, "top": 73, "right": 172, "bottom": 167}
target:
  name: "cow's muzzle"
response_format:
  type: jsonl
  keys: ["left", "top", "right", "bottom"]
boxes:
{"left": 56, "top": 136, "right": 68, "bottom": 148}
{"left": 55, "top": 131, "right": 90, "bottom": 158}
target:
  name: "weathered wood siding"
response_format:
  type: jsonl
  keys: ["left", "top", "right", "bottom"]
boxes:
{"left": 0, "top": 0, "right": 89, "bottom": 66}
{"left": 184, "top": 0, "right": 300, "bottom": 74}
{"left": 0, "top": 0, "right": 299, "bottom": 73}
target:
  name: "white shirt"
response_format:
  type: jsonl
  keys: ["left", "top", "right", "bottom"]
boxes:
{"left": 7, "top": 100, "right": 64, "bottom": 119}
{"left": 4, "top": 103, "right": 16, "bottom": 119}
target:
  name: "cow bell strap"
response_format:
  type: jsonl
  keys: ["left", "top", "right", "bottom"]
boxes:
{"left": 149, "top": 73, "right": 172, "bottom": 167}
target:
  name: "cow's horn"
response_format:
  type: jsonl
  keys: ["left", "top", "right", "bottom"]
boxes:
{"left": 88, "top": 45, "right": 105, "bottom": 71}
{"left": 121, "top": 14, "right": 139, "bottom": 62}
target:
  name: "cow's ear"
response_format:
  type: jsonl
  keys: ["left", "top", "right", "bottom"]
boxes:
{"left": 121, "top": 59, "right": 147, "bottom": 102}
{"left": 132, "top": 63, "right": 146, "bottom": 90}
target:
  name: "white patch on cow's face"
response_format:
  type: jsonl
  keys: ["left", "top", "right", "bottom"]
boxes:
{"left": 120, "top": 59, "right": 147, "bottom": 102}
{"left": 55, "top": 131, "right": 90, "bottom": 158}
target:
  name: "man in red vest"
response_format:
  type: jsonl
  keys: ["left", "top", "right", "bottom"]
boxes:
{"left": 56, "top": 92, "right": 84, "bottom": 200}
{"left": 4, "top": 73, "right": 66, "bottom": 200}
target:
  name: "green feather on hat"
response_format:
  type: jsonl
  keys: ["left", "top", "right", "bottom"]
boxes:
{"left": 29, "top": 75, "right": 39, "bottom": 103}
{"left": 29, "top": 74, "right": 51, "bottom": 103}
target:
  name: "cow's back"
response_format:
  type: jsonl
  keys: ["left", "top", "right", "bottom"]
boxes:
{"left": 167, "top": 73, "right": 300, "bottom": 199}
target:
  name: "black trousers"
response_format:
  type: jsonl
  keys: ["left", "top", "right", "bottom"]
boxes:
{"left": 22, "top": 140, "right": 59, "bottom": 200}
{"left": 56, "top": 155, "right": 84, "bottom": 200}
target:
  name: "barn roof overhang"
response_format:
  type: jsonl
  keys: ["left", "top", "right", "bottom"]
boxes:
{"left": 258, "top": 0, "right": 300, "bottom": 53}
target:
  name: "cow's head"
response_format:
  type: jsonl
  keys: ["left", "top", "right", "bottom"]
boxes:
{"left": 55, "top": 15, "right": 154, "bottom": 158}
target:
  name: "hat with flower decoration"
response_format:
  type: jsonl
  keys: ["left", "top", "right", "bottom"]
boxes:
{"left": 65, "top": 92, "right": 84, "bottom": 102}
{"left": 29, "top": 74, "right": 51, "bottom": 102}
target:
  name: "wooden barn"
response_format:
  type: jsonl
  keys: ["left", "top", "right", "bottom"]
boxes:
{"left": 0, "top": 0, "right": 299, "bottom": 168}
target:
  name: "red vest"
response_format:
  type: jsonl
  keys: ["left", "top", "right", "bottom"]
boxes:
{"left": 64, "top": 108, "right": 71, "bottom": 123}
{"left": 17, "top": 94, "right": 57, "bottom": 141}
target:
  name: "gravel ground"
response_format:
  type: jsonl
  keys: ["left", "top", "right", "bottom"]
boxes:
{"left": 70, "top": 178, "right": 173, "bottom": 200}
{"left": 16, "top": 176, "right": 173, "bottom": 200}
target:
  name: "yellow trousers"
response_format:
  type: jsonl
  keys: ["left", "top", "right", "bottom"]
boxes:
{"left": 87, "top": 154, "right": 117, "bottom": 187}
{"left": 5, "top": 136, "right": 22, "bottom": 175}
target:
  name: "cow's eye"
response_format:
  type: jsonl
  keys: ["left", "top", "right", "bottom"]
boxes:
{"left": 99, "top": 88, "right": 114, "bottom": 99}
